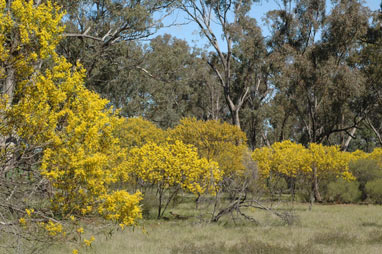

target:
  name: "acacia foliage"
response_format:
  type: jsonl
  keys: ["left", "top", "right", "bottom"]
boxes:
{"left": 126, "top": 141, "right": 221, "bottom": 194}
{"left": 252, "top": 141, "right": 354, "bottom": 180}
{"left": 116, "top": 117, "right": 167, "bottom": 149}
{"left": 0, "top": 0, "right": 142, "bottom": 250}
{"left": 125, "top": 140, "right": 222, "bottom": 218}
{"left": 169, "top": 117, "right": 248, "bottom": 178}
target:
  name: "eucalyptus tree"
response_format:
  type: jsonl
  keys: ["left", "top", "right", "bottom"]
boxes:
{"left": 266, "top": 0, "right": 369, "bottom": 147}
{"left": 134, "top": 34, "right": 222, "bottom": 127}
{"left": 57, "top": 0, "right": 175, "bottom": 95}
{"left": 353, "top": 8, "right": 382, "bottom": 148}
{"left": 177, "top": 0, "right": 268, "bottom": 129}
{"left": 265, "top": 0, "right": 369, "bottom": 202}
{"left": 231, "top": 15, "right": 270, "bottom": 148}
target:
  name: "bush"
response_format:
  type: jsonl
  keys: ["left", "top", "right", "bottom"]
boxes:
{"left": 365, "top": 179, "right": 382, "bottom": 204}
{"left": 324, "top": 178, "right": 361, "bottom": 203}
{"left": 350, "top": 159, "right": 382, "bottom": 200}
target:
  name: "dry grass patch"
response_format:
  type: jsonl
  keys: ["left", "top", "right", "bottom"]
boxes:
{"left": 34, "top": 203, "right": 382, "bottom": 254}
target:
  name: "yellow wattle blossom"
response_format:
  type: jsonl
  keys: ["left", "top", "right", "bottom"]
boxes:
{"left": 0, "top": 0, "right": 64, "bottom": 84}
{"left": 84, "top": 236, "right": 95, "bottom": 247}
{"left": 252, "top": 141, "right": 355, "bottom": 180}
{"left": 72, "top": 249, "right": 79, "bottom": 254}
{"left": 169, "top": 117, "right": 248, "bottom": 178}
{"left": 116, "top": 117, "right": 166, "bottom": 150}
{"left": 43, "top": 221, "right": 63, "bottom": 236}
{"left": 19, "top": 217, "right": 26, "bottom": 226}
{"left": 25, "top": 208, "right": 34, "bottom": 217}
{"left": 98, "top": 191, "right": 142, "bottom": 227}
{"left": 126, "top": 141, "right": 222, "bottom": 196}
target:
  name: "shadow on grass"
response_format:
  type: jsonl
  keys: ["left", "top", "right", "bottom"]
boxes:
{"left": 361, "top": 222, "right": 382, "bottom": 228}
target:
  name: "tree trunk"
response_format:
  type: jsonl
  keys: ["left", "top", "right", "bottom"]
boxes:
{"left": 1, "top": 67, "right": 15, "bottom": 174}
{"left": 157, "top": 189, "right": 162, "bottom": 219}
{"left": 312, "top": 165, "right": 322, "bottom": 202}
{"left": 342, "top": 127, "right": 356, "bottom": 151}
{"left": 4, "top": 67, "right": 15, "bottom": 106}
{"left": 233, "top": 109, "right": 241, "bottom": 129}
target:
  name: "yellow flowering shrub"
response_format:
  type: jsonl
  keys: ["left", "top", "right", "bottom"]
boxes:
{"left": 98, "top": 190, "right": 142, "bottom": 227}
{"left": 0, "top": 0, "right": 142, "bottom": 247}
{"left": 126, "top": 140, "right": 222, "bottom": 218}
{"left": 308, "top": 143, "right": 354, "bottom": 180}
{"left": 252, "top": 141, "right": 311, "bottom": 178}
{"left": 7, "top": 49, "right": 143, "bottom": 222}
{"left": 252, "top": 141, "right": 354, "bottom": 180}
{"left": 169, "top": 117, "right": 248, "bottom": 178}
{"left": 252, "top": 141, "right": 355, "bottom": 201}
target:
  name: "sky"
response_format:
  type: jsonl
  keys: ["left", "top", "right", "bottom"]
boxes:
{"left": 152, "top": 0, "right": 381, "bottom": 52}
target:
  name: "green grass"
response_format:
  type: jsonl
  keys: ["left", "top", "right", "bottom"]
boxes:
{"left": 42, "top": 202, "right": 382, "bottom": 254}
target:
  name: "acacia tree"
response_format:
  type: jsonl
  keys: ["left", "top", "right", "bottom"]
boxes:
{"left": 124, "top": 141, "right": 222, "bottom": 219}
{"left": 252, "top": 141, "right": 354, "bottom": 203}
{"left": 169, "top": 117, "right": 248, "bottom": 178}
{"left": 168, "top": 118, "right": 291, "bottom": 223}
{"left": 0, "top": 1, "right": 142, "bottom": 252}
{"left": 177, "top": 0, "right": 267, "bottom": 129}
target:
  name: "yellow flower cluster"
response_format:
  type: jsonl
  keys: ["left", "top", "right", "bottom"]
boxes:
{"left": 41, "top": 220, "right": 63, "bottom": 236}
{"left": 19, "top": 217, "right": 26, "bottom": 226}
{"left": 252, "top": 141, "right": 354, "bottom": 180}
{"left": 84, "top": 236, "right": 95, "bottom": 247}
{"left": 126, "top": 141, "right": 222, "bottom": 195}
{"left": 98, "top": 191, "right": 143, "bottom": 227}
{"left": 169, "top": 117, "right": 248, "bottom": 178}
{"left": 25, "top": 208, "right": 34, "bottom": 217}
{"left": 116, "top": 117, "right": 166, "bottom": 149}
{"left": 365, "top": 148, "right": 382, "bottom": 166}
{"left": 0, "top": 0, "right": 64, "bottom": 80}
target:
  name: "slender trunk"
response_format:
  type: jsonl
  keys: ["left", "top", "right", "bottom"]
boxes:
{"left": 157, "top": 188, "right": 162, "bottom": 219}
{"left": 342, "top": 127, "right": 356, "bottom": 151}
{"left": 195, "top": 193, "right": 201, "bottom": 209}
{"left": 312, "top": 165, "right": 322, "bottom": 202}
{"left": 4, "top": 67, "right": 15, "bottom": 106}
{"left": 1, "top": 67, "right": 15, "bottom": 174}
{"left": 211, "top": 191, "right": 220, "bottom": 222}
{"left": 160, "top": 188, "right": 180, "bottom": 218}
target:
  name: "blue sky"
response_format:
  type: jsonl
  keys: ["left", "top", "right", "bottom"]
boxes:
{"left": 152, "top": 0, "right": 381, "bottom": 51}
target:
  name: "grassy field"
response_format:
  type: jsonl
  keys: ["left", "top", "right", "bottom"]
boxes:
{"left": 45, "top": 201, "right": 382, "bottom": 254}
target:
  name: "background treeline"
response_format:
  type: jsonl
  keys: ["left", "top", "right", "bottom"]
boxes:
{"left": 57, "top": 0, "right": 382, "bottom": 152}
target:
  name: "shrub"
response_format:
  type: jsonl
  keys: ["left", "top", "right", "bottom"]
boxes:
{"left": 365, "top": 179, "right": 382, "bottom": 204}
{"left": 350, "top": 158, "right": 382, "bottom": 200}
{"left": 324, "top": 178, "right": 361, "bottom": 203}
